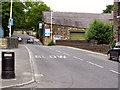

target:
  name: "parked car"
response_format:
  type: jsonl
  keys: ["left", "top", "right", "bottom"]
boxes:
{"left": 18, "top": 37, "right": 22, "bottom": 42}
{"left": 27, "top": 38, "right": 34, "bottom": 44}
{"left": 107, "top": 42, "right": 120, "bottom": 62}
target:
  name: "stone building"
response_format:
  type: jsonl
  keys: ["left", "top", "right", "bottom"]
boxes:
{"left": 114, "top": 0, "right": 120, "bottom": 42}
{"left": 41, "top": 12, "right": 113, "bottom": 45}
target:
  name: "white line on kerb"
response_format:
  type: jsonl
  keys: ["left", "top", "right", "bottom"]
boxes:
{"left": 87, "top": 61, "right": 103, "bottom": 68}
{"left": 110, "top": 70, "right": 120, "bottom": 74}
{"left": 73, "top": 56, "right": 83, "bottom": 61}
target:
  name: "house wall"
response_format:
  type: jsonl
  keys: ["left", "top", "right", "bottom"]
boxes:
{"left": 41, "top": 23, "right": 86, "bottom": 45}
{"left": 114, "top": 1, "right": 120, "bottom": 41}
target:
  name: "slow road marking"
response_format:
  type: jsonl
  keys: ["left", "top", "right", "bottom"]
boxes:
{"left": 35, "top": 55, "right": 66, "bottom": 59}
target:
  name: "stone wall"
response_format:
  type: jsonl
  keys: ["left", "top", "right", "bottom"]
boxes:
{"left": 14, "top": 31, "right": 27, "bottom": 35}
{"left": 0, "top": 38, "right": 8, "bottom": 49}
{"left": 0, "top": 37, "right": 18, "bottom": 49}
{"left": 56, "top": 40, "right": 109, "bottom": 54}
{"left": 114, "top": 1, "right": 120, "bottom": 42}
{"left": 41, "top": 23, "right": 85, "bottom": 45}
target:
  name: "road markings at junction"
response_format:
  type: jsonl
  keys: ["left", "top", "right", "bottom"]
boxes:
{"left": 110, "top": 70, "right": 120, "bottom": 74}
{"left": 73, "top": 56, "right": 83, "bottom": 61}
{"left": 87, "top": 61, "right": 103, "bottom": 68}
{"left": 35, "top": 55, "right": 66, "bottom": 59}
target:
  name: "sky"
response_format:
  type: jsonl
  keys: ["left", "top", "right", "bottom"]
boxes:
{"left": 42, "top": 0, "right": 114, "bottom": 13}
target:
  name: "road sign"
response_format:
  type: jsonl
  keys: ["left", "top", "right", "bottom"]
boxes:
{"left": 44, "top": 29, "right": 50, "bottom": 36}
{"left": 9, "top": 18, "right": 13, "bottom": 26}
{"left": 39, "top": 23, "right": 42, "bottom": 29}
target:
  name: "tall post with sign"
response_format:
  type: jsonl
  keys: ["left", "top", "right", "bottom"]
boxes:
{"left": 9, "top": 0, "right": 13, "bottom": 49}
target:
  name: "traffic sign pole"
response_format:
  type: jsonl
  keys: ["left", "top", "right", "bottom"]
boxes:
{"left": 9, "top": 0, "right": 13, "bottom": 49}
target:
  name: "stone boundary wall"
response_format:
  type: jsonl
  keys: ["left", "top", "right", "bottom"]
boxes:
{"left": 0, "top": 37, "right": 18, "bottom": 49}
{"left": 56, "top": 40, "right": 110, "bottom": 54}
{"left": 0, "top": 38, "right": 8, "bottom": 49}
{"left": 14, "top": 31, "right": 27, "bottom": 35}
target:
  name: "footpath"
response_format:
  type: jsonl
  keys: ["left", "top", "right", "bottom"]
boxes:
{"left": 0, "top": 45, "right": 35, "bottom": 89}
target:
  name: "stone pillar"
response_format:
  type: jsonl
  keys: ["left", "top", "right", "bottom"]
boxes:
{"left": 114, "top": 0, "right": 120, "bottom": 42}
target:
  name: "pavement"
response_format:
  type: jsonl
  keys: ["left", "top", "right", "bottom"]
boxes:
{"left": 0, "top": 45, "right": 35, "bottom": 89}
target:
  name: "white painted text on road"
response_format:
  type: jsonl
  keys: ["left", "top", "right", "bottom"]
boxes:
{"left": 35, "top": 55, "right": 66, "bottom": 59}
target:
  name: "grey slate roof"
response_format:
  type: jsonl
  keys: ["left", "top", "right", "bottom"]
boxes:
{"left": 42, "top": 12, "right": 113, "bottom": 28}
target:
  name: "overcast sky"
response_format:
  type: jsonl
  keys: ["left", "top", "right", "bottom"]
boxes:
{"left": 42, "top": 0, "right": 114, "bottom": 13}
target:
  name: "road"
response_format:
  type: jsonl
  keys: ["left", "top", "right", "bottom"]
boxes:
{"left": 13, "top": 34, "right": 119, "bottom": 88}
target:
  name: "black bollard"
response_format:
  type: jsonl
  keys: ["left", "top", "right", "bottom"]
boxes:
{"left": 1, "top": 51, "right": 15, "bottom": 79}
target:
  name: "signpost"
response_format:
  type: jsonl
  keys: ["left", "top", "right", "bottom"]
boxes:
{"left": 9, "top": 0, "right": 13, "bottom": 50}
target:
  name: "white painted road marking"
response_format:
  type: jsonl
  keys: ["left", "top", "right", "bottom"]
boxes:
{"left": 35, "top": 55, "right": 66, "bottom": 59}
{"left": 73, "top": 56, "right": 83, "bottom": 61}
{"left": 87, "top": 61, "right": 103, "bottom": 68}
{"left": 110, "top": 70, "right": 120, "bottom": 74}
{"left": 49, "top": 55, "right": 57, "bottom": 59}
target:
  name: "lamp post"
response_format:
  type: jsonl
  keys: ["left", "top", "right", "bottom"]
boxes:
{"left": 51, "top": 11, "right": 53, "bottom": 41}
{"left": 9, "top": 0, "right": 13, "bottom": 49}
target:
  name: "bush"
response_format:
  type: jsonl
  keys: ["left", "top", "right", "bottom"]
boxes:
{"left": 48, "top": 40, "right": 55, "bottom": 46}
{"left": 85, "top": 19, "right": 113, "bottom": 44}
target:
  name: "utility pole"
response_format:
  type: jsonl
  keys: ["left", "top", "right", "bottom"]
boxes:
{"left": 51, "top": 11, "right": 53, "bottom": 41}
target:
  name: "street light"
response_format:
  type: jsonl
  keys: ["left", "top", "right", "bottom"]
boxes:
{"left": 8, "top": 0, "right": 13, "bottom": 49}
{"left": 9, "top": 0, "right": 13, "bottom": 38}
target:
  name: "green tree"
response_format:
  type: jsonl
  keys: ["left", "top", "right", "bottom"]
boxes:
{"left": 85, "top": 19, "right": 113, "bottom": 44}
{"left": 103, "top": 5, "right": 113, "bottom": 13}
{"left": 28, "top": 3, "right": 51, "bottom": 30}
{"left": 25, "top": 2, "right": 51, "bottom": 38}
{"left": 2, "top": 1, "right": 51, "bottom": 37}
{"left": 2, "top": 2, "right": 25, "bottom": 36}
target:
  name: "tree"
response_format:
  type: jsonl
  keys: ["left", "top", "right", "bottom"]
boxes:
{"left": 85, "top": 19, "right": 113, "bottom": 44}
{"left": 24, "top": 2, "right": 51, "bottom": 38}
{"left": 26, "top": 3, "right": 51, "bottom": 30}
{"left": 2, "top": 1, "right": 51, "bottom": 37}
{"left": 2, "top": 2, "right": 25, "bottom": 36}
{"left": 103, "top": 5, "right": 113, "bottom": 13}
